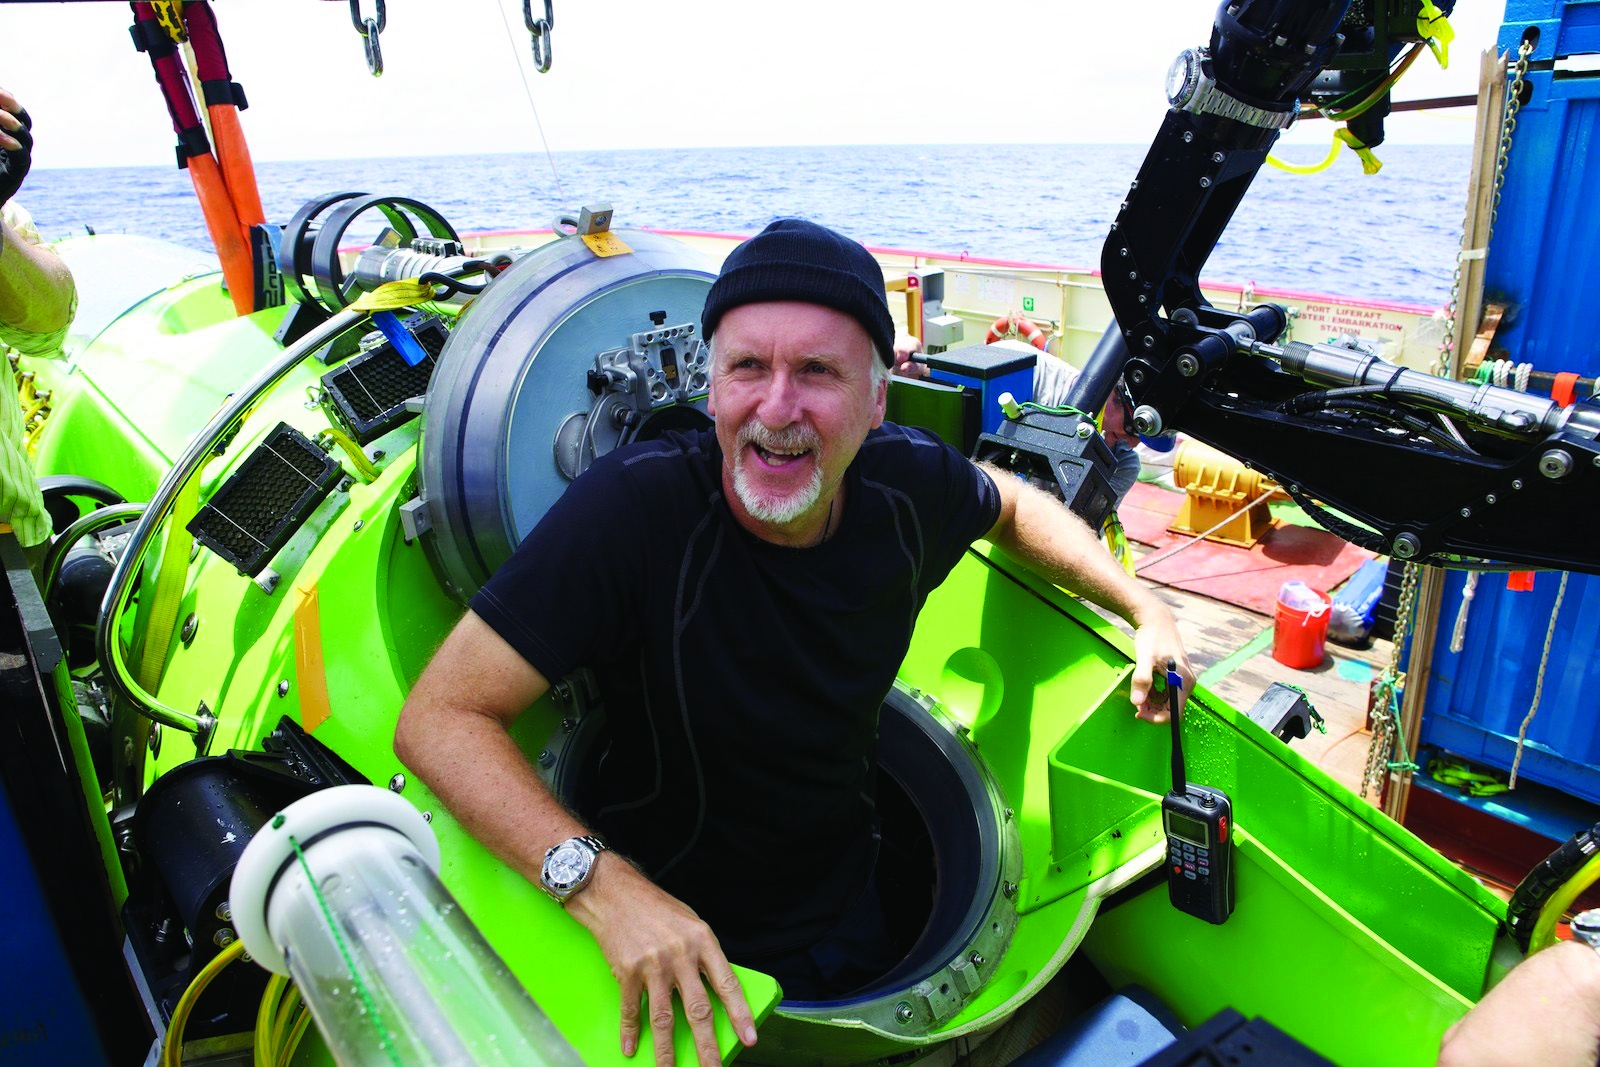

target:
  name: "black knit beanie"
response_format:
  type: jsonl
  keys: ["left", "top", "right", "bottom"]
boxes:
{"left": 701, "top": 218, "right": 895, "bottom": 366}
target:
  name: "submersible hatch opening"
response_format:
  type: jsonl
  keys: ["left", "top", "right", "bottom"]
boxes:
{"left": 549, "top": 684, "right": 1007, "bottom": 1006}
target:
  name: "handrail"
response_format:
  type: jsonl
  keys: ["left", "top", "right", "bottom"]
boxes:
{"left": 94, "top": 304, "right": 371, "bottom": 764}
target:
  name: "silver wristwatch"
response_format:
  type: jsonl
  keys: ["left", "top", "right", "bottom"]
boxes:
{"left": 1166, "top": 47, "right": 1298, "bottom": 131}
{"left": 1572, "top": 908, "right": 1600, "bottom": 949}
{"left": 540, "top": 834, "right": 609, "bottom": 904}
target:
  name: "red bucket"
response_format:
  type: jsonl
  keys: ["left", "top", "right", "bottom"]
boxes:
{"left": 1272, "top": 588, "right": 1332, "bottom": 669}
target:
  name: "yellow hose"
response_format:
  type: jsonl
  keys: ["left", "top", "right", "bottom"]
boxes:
{"left": 1529, "top": 852, "right": 1600, "bottom": 953}
{"left": 162, "top": 938, "right": 246, "bottom": 1067}
{"left": 255, "top": 973, "right": 289, "bottom": 1066}
{"left": 319, "top": 427, "right": 379, "bottom": 483}
{"left": 277, "top": 1006, "right": 313, "bottom": 1067}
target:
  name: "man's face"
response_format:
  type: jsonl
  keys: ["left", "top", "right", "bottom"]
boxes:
{"left": 707, "top": 301, "right": 887, "bottom": 542}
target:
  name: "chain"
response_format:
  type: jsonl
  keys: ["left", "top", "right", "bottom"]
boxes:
{"left": 1432, "top": 37, "right": 1534, "bottom": 379}
{"left": 1363, "top": 561, "right": 1419, "bottom": 797}
{"left": 1366, "top": 41, "right": 1537, "bottom": 797}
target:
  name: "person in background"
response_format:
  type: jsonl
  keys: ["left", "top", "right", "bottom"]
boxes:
{"left": 891, "top": 331, "right": 1144, "bottom": 505}
{"left": 0, "top": 85, "right": 76, "bottom": 573}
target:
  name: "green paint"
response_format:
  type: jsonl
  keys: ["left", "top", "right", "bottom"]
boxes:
{"left": 1199, "top": 626, "right": 1275, "bottom": 686}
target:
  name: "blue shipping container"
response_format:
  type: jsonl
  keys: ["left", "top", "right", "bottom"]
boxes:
{"left": 1420, "top": 0, "right": 1600, "bottom": 801}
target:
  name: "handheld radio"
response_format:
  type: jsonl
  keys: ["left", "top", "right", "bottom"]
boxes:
{"left": 1161, "top": 661, "right": 1235, "bottom": 924}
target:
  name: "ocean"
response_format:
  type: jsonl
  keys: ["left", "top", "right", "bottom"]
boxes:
{"left": 23, "top": 142, "right": 1471, "bottom": 308}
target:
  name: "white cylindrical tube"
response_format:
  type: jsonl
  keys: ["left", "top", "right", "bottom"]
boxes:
{"left": 231, "top": 786, "right": 580, "bottom": 1067}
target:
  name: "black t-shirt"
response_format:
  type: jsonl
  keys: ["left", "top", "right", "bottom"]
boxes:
{"left": 472, "top": 423, "right": 1000, "bottom": 956}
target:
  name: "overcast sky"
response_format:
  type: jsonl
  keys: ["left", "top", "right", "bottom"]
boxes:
{"left": 3, "top": 0, "right": 1507, "bottom": 170}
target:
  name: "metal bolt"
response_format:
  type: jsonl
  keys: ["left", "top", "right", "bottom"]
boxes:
{"left": 1127, "top": 270, "right": 1138, "bottom": 281}
{"left": 1176, "top": 353, "right": 1202, "bottom": 378}
{"left": 1512, "top": 478, "right": 1524, "bottom": 490}
{"left": 1119, "top": 247, "right": 1128, "bottom": 257}
{"left": 389, "top": 773, "right": 406, "bottom": 793}
{"left": 353, "top": 519, "right": 364, "bottom": 531}
{"left": 895, "top": 1002, "right": 914, "bottom": 1024}
{"left": 1199, "top": 177, "right": 1212, "bottom": 189}
{"left": 421, "top": 811, "right": 432, "bottom": 823}
{"left": 560, "top": 718, "right": 577, "bottom": 733}
{"left": 1274, "top": 34, "right": 1288, "bottom": 46}
{"left": 1142, "top": 335, "right": 1155, "bottom": 349}
{"left": 1183, "top": 131, "right": 1194, "bottom": 143}
{"left": 1137, "top": 295, "right": 1148, "bottom": 305}
{"left": 537, "top": 749, "right": 555, "bottom": 767}
{"left": 1004, "top": 808, "right": 1014, "bottom": 821}
{"left": 1130, "top": 179, "right": 1139, "bottom": 191}
{"left": 1002, "top": 881, "right": 1017, "bottom": 899}
{"left": 1393, "top": 532, "right": 1422, "bottom": 560}
{"left": 180, "top": 613, "right": 199, "bottom": 646}
{"left": 1075, "top": 422, "right": 1092, "bottom": 439}
{"left": 1485, "top": 494, "right": 1497, "bottom": 505}
{"left": 1212, "top": 151, "right": 1225, "bottom": 163}
{"left": 969, "top": 952, "right": 985, "bottom": 967}
{"left": 1539, "top": 449, "right": 1574, "bottom": 479}
{"left": 148, "top": 723, "right": 162, "bottom": 758}
{"left": 216, "top": 901, "right": 232, "bottom": 923}
{"left": 1304, "top": 42, "right": 1317, "bottom": 54}
{"left": 1129, "top": 368, "right": 1146, "bottom": 385}
{"left": 213, "top": 928, "right": 236, "bottom": 948}
{"left": 1460, "top": 507, "right": 1472, "bottom": 518}
{"left": 552, "top": 681, "right": 573, "bottom": 704}
{"left": 277, "top": 680, "right": 290, "bottom": 698}
{"left": 1287, "top": 484, "right": 1299, "bottom": 495}
{"left": 372, "top": 449, "right": 386, "bottom": 461}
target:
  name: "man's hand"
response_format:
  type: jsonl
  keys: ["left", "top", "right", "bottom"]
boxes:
{"left": 567, "top": 856, "right": 758, "bottom": 1066}
{"left": 1128, "top": 603, "right": 1193, "bottom": 724}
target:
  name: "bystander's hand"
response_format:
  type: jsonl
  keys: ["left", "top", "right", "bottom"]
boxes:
{"left": 890, "top": 331, "right": 928, "bottom": 379}
{"left": 1128, "top": 600, "right": 1193, "bottom": 724}
{"left": 566, "top": 854, "right": 758, "bottom": 1067}
{"left": 0, "top": 86, "right": 33, "bottom": 208}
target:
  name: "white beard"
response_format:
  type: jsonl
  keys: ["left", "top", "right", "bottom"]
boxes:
{"left": 731, "top": 422, "right": 825, "bottom": 524}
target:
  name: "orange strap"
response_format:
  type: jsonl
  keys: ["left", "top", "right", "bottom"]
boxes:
{"left": 186, "top": 152, "right": 253, "bottom": 315}
{"left": 1507, "top": 571, "right": 1537, "bottom": 593}
{"left": 1552, "top": 371, "right": 1580, "bottom": 408}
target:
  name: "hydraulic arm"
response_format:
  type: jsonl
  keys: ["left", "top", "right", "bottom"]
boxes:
{"left": 1067, "top": 0, "right": 1600, "bottom": 574}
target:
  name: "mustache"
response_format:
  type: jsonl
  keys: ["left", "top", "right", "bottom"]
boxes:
{"left": 736, "top": 422, "right": 821, "bottom": 454}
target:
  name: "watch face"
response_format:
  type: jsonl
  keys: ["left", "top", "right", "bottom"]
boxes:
{"left": 547, "top": 842, "right": 590, "bottom": 887}
{"left": 1167, "top": 50, "right": 1198, "bottom": 107}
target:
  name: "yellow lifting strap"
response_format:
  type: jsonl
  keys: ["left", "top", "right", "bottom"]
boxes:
{"left": 1266, "top": 127, "right": 1384, "bottom": 176}
{"left": 345, "top": 278, "right": 437, "bottom": 312}
{"left": 1417, "top": 0, "right": 1455, "bottom": 68}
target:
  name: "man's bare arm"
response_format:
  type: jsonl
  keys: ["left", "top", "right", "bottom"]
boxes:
{"left": 980, "top": 464, "right": 1192, "bottom": 721}
{"left": 1437, "top": 941, "right": 1600, "bottom": 1067}
{"left": 394, "top": 611, "right": 756, "bottom": 1067}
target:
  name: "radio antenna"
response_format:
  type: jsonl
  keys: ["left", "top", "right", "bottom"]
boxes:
{"left": 1167, "top": 659, "right": 1186, "bottom": 793}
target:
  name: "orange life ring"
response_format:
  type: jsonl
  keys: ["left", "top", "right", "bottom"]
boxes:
{"left": 986, "top": 314, "right": 1047, "bottom": 350}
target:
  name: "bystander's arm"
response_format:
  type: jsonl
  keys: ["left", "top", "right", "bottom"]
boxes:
{"left": 1436, "top": 940, "right": 1600, "bottom": 1067}
{"left": 394, "top": 611, "right": 757, "bottom": 1067}
{"left": 0, "top": 215, "right": 74, "bottom": 335}
{"left": 980, "top": 465, "right": 1191, "bottom": 721}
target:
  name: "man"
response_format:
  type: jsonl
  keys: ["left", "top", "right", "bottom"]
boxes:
{"left": 1, "top": 86, "right": 77, "bottom": 572}
{"left": 395, "top": 218, "right": 1191, "bottom": 1067}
